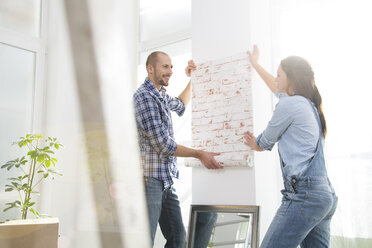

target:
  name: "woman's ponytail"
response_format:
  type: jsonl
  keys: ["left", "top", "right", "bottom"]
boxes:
{"left": 280, "top": 56, "right": 327, "bottom": 138}
{"left": 312, "top": 84, "right": 327, "bottom": 138}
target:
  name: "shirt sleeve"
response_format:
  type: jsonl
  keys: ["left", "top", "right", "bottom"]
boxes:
{"left": 256, "top": 98, "right": 293, "bottom": 151}
{"left": 274, "top": 91, "right": 287, "bottom": 99}
{"left": 167, "top": 95, "right": 185, "bottom": 116}
{"left": 133, "top": 92, "right": 177, "bottom": 157}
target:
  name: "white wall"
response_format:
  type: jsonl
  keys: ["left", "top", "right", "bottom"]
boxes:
{"left": 192, "top": 0, "right": 282, "bottom": 242}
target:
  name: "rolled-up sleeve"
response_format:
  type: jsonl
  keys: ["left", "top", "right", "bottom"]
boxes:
{"left": 256, "top": 98, "right": 293, "bottom": 151}
{"left": 134, "top": 93, "right": 177, "bottom": 157}
{"left": 167, "top": 96, "right": 185, "bottom": 116}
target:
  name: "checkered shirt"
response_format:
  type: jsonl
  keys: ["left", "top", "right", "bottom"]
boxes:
{"left": 133, "top": 78, "right": 185, "bottom": 189}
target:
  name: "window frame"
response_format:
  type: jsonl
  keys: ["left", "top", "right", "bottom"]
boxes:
{"left": 0, "top": 0, "right": 48, "bottom": 132}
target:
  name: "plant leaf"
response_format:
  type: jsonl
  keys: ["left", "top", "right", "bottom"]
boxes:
{"left": 3, "top": 201, "right": 22, "bottom": 212}
{"left": 8, "top": 177, "right": 21, "bottom": 182}
{"left": 11, "top": 182, "right": 20, "bottom": 187}
{"left": 28, "top": 150, "right": 38, "bottom": 159}
{"left": 30, "top": 208, "right": 40, "bottom": 218}
{"left": 1, "top": 160, "right": 16, "bottom": 170}
{"left": 37, "top": 155, "right": 45, "bottom": 163}
{"left": 35, "top": 134, "right": 44, "bottom": 140}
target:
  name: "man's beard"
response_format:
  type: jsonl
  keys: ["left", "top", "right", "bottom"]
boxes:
{"left": 155, "top": 72, "right": 170, "bottom": 87}
{"left": 159, "top": 78, "right": 167, "bottom": 86}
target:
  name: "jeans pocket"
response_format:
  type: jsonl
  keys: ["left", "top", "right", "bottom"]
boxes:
{"left": 144, "top": 176, "right": 156, "bottom": 187}
{"left": 300, "top": 190, "right": 333, "bottom": 223}
{"left": 144, "top": 177, "right": 150, "bottom": 186}
{"left": 281, "top": 189, "right": 295, "bottom": 200}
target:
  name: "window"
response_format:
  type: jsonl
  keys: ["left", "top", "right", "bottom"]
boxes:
{"left": 0, "top": 0, "right": 47, "bottom": 221}
{"left": 0, "top": 0, "right": 41, "bottom": 37}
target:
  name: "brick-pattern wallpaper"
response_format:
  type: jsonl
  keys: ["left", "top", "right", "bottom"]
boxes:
{"left": 185, "top": 52, "right": 254, "bottom": 167}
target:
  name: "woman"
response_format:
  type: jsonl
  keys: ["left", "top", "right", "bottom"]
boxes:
{"left": 244, "top": 45, "right": 338, "bottom": 248}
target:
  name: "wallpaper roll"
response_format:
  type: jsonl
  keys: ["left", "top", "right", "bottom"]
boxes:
{"left": 185, "top": 52, "right": 254, "bottom": 168}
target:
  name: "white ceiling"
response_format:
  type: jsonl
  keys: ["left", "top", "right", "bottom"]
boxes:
{"left": 139, "top": 0, "right": 191, "bottom": 43}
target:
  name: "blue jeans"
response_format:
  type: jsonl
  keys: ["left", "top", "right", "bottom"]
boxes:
{"left": 144, "top": 177, "right": 186, "bottom": 248}
{"left": 260, "top": 177, "right": 338, "bottom": 248}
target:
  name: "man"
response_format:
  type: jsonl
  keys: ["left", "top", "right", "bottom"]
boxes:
{"left": 133, "top": 51, "right": 223, "bottom": 247}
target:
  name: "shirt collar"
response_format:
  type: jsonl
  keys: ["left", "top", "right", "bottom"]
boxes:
{"left": 144, "top": 77, "right": 166, "bottom": 98}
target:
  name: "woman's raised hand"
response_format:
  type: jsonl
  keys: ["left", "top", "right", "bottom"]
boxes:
{"left": 247, "top": 45, "right": 259, "bottom": 67}
{"left": 246, "top": 45, "right": 277, "bottom": 93}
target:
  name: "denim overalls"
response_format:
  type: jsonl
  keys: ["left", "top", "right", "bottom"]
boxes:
{"left": 260, "top": 100, "right": 338, "bottom": 248}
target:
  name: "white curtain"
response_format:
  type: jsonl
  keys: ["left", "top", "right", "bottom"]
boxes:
{"left": 43, "top": 0, "right": 150, "bottom": 247}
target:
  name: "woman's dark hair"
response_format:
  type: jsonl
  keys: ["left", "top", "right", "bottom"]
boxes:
{"left": 280, "top": 56, "right": 327, "bottom": 138}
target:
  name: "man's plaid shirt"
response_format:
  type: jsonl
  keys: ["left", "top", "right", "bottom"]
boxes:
{"left": 133, "top": 78, "right": 185, "bottom": 189}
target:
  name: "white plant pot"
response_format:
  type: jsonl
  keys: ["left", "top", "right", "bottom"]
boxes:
{"left": 0, "top": 217, "right": 59, "bottom": 248}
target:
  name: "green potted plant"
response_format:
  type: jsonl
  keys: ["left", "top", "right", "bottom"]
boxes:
{"left": 0, "top": 134, "right": 63, "bottom": 248}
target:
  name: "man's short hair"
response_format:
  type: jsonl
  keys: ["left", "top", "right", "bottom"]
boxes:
{"left": 146, "top": 51, "right": 168, "bottom": 68}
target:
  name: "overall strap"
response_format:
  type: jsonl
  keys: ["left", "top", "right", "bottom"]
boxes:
{"left": 297, "top": 98, "right": 324, "bottom": 176}
{"left": 307, "top": 98, "right": 323, "bottom": 138}
{"left": 281, "top": 97, "right": 325, "bottom": 183}
{"left": 285, "top": 98, "right": 324, "bottom": 181}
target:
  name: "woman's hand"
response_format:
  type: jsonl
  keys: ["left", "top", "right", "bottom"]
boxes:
{"left": 244, "top": 131, "right": 263, "bottom": 151}
{"left": 247, "top": 45, "right": 277, "bottom": 93}
{"left": 247, "top": 45, "right": 259, "bottom": 67}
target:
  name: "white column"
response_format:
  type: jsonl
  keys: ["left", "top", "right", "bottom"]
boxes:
{"left": 192, "top": 0, "right": 282, "bottom": 242}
